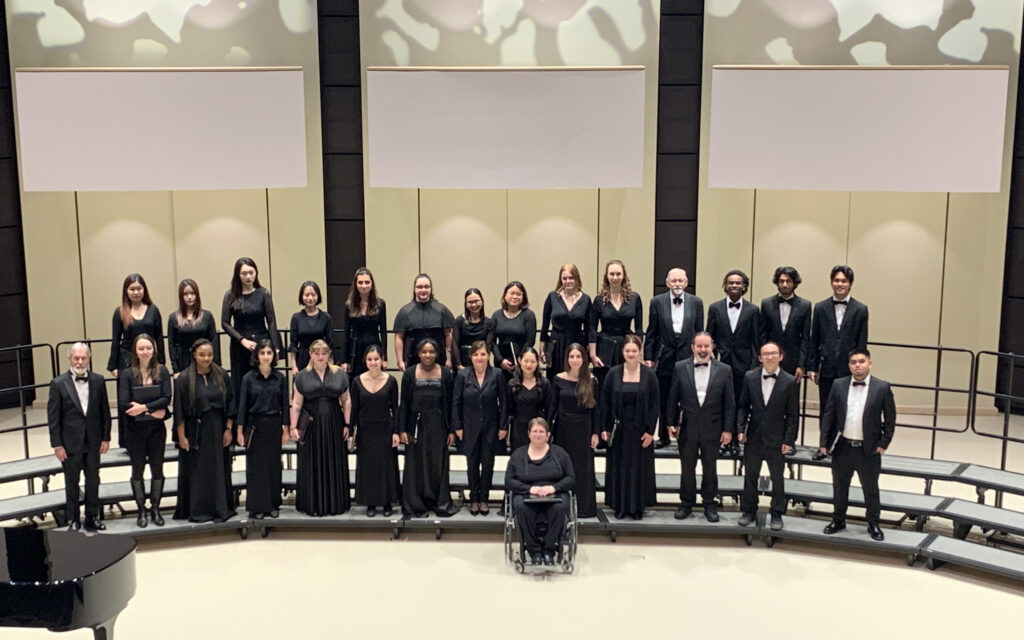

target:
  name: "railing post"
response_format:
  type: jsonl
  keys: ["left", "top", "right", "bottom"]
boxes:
{"left": 997, "top": 354, "right": 1015, "bottom": 508}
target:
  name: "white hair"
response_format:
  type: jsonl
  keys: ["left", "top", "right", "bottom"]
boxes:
{"left": 68, "top": 342, "right": 91, "bottom": 357}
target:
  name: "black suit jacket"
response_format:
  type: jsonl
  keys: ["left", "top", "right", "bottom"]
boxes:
{"left": 665, "top": 358, "right": 735, "bottom": 441}
{"left": 759, "top": 294, "right": 811, "bottom": 373}
{"left": 452, "top": 366, "right": 509, "bottom": 455}
{"left": 644, "top": 292, "right": 704, "bottom": 377}
{"left": 47, "top": 371, "right": 111, "bottom": 454}
{"left": 736, "top": 368, "right": 799, "bottom": 447}
{"left": 706, "top": 298, "right": 761, "bottom": 378}
{"left": 819, "top": 376, "right": 896, "bottom": 455}
{"left": 807, "top": 297, "right": 869, "bottom": 378}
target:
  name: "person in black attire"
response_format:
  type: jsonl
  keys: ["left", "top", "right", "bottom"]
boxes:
{"left": 117, "top": 334, "right": 171, "bottom": 528}
{"left": 490, "top": 281, "right": 536, "bottom": 376}
{"left": 540, "top": 263, "right": 592, "bottom": 382}
{"left": 236, "top": 340, "right": 288, "bottom": 519}
{"left": 452, "top": 288, "right": 495, "bottom": 369}
{"left": 599, "top": 335, "right": 659, "bottom": 520}
{"left": 546, "top": 343, "right": 599, "bottom": 518}
{"left": 665, "top": 332, "right": 735, "bottom": 521}
{"left": 759, "top": 266, "right": 811, "bottom": 381}
{"left": 505, "top": 417, "right": 576, "bottom": 566}
{"left": 221, "top": 257, "right": 281, "bottom": 409}
{"left": 340, "top": 267, "right": 388, "bottom": 376}
{"left": 289, "top": 280, "right": 334, "bottom": 375}
{"left": 400, "top": 338, "right": 458, "bottom": 517}
{"left": 167, "top": 278, "right": 219, "bottom": 376}
{"left": 706, "top": 269, "right": 762, "bottom": 456}
{"left": 394, "top": 273, "right": 455, "bottom": 371}
{"left": 736, "top": 341, "right": 799, "bottom": 531}
{"left": 173, "top": 339, "right": 234, "bottom": 523}
{"left": 507, "top": 347, "right": 549, "bottom": 451}
{"left": 49, "top": 343, "right": 111, "bottom": 532}
{"left": 351, "top": 345, "right": 400, "bottom": 517}
{"left": 807, "top": 265, "right": 869, "bottom": 458}
{"left": 452, "top": 341, "right": 508, "bottom": 515}
{"left": 589, "top": 259, "right": 643, "bottom": 390}
{"left": 819, "top": 348, "right": 896, "bottom": 541}
{"left": 645, "top": 268, "right": 704, "bottom": 449}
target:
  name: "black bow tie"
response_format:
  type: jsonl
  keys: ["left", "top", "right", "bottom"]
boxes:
{"left": 694, "top": 362, "right": 709, "bottom": 367}
{"left": 852, "top": 380, "right": 866, "bottom": 387}
{"left": 74, "top": 375, "right": 89, "bottom": 383}
{"left": 763, "top": 373, "right": 777, "bottom": 380}
{"left": 833, "top": 299, "right": 848, "bottom": 306}
{"left": 728, "top": 301, "right": 741, "bottom": 309}
{"left": 673, "top": 297, "right": 683, "bottom": 305}
{"left": 778, "top": 297, "right": 791, "bottom": 304}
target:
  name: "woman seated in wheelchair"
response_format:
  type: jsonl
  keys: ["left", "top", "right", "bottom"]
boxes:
{"left": 504, "top": 417, "right": 575, "bottom": 565}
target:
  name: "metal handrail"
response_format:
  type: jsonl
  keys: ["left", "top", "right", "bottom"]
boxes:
{"left": 970, "top": 351, "right": 1024, "bottom": 480}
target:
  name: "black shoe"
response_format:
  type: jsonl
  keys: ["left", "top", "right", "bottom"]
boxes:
{"left": 632, "top": 511, "right": 643, "bottom": 520}
{"left": 770, "top": 514, "right": 784, "bottom": 531}
{"left": 718, "top": 444, "right": 730, "bottom": 456}
{"left": 150, "top": 478, "right": 165, "bottom": 526}
{"left": 269, "top": 509, "right": 280, "bottom": 518}
{"left": 479, "top": 504, "right": 489, "bottom": 516}
{"left": 674, "top": 506, "right": 692, "bottom": 520}
{"left": 823, "top": 520, "right": 846, "bottom": 535}
{"left": 654, "top": 439, "right": 670, "bottom": 450}
{"left": 382, "top": 505, "right": 392, "bottom": 517}
{"left": 738, "top": 512, "right": 756, "bottom": 527}
{"left": 136, "top": 510, "right": 148, "bottom": 528}
{"left": 812, "top": 451, "right": 829, "bottom": 461}
{"left": 867, "top": 523, "right": 885, "bottom": 541}
{"left": 67, "top": 521, "right": 81, "bottom": 531}
{"left": 530, "top": 551, "right": 543, "bottom": 566}
{"left": 469, "top": 502, "right": 480, "bottom": 516}
{"left": 150, "top": 508, "right": 165, "bottom": 527}
{"left": 704, "top": 505, "right": 720, "bottom": 522}
{"left": 84, "top": 517, "right": 106, "bottom": 532}
{"left": 614, "top": 511, "right": 626, "bottom": 520}
{"left": 131, "top": 480, "right": 148, "bottom": 528}
{"left": 253, "top": 512, "right": 265, "bottom": 519}
{"left": 542, "top": 552, "right": 555, "bottom": 566}
{"left": 367, "top": 506, "right": 377, "bottom": 518}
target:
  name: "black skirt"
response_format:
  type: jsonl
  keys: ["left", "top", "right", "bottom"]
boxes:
{"left": 244, "top": 414, "right": 284, "bottom": 514}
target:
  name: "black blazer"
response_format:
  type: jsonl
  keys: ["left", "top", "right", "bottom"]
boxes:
{"left": 644, "top": 291, "right": 704, "bottom": 377}
{"left": 399, "top": 366, "right": 455, "bottom": 435}
{"left": 759, "top": 294, "right": 811, "bottom": 373}
{"left": 819, "top": 376, "right": 896, "bottom": 455}
{"left": 706, "top": 298, "right": 762, "bottom": 378}
{"left": 116, "top": 365, "right": 172, "bottom": 430}
{"left": 452, "top": 366, "right": 509, "bottom": 455}
{"left": 736, "top": 368, "right": 799, "bottom": 447}
{"left": 665, "top": 358, "right": 736, "bottom": 441}
{"left": 807, "top": 298, "right": 869, "bottom": 378}
{"left": 598, "top": 364, "right": 660, "bottom": 437}
{"left": 47, "top": 371, "right": 111, "bottom": 453}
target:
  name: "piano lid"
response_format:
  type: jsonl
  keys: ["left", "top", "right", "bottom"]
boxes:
{"left": 0, "top": 528, "right": 135, "bottom": 584}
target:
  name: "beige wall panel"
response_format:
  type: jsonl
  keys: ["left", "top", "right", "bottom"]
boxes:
{"left": 695, "top": 188, "right": 754, "bottom": 301}
{"left": 419, "top": 190, "right": 507, "bottom": 311}
{"left": 750, "top": 190, "right": 850, "bottom": 304}
{"left": 364, "top": 188, "right": 420, "bottom": 324}
{"left": 507, "top": 190, "right": 599, "bottom": 310}
{"left": 848, "top": 192, "right": 946, "bottom": 408}
{"left": 599, "top": 185, "right": 655, "bottom": 303}
{"left": 76, "top": 192, "right": 174, "bottom": 371}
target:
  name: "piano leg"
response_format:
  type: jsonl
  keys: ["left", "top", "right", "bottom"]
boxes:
{"left": 91, "top": 613, "right": 120, "bottom": 640}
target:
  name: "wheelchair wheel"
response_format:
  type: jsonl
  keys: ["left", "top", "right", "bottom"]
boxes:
{"left": 514, "top": 558, "right": 525, "bottom": 574}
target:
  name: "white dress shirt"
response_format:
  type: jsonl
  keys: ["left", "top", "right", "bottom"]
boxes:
{"left": 671, "top": 295, "right": 685, "bottom": 333}
{"left": 842, "top": 375, "right": 870, "bottom": 440}
{"left": 832, "top": 296, "right": 848, "bottom": 329}
{"left": 779, "top": 295, "right": 793, "bottom": 331}
{"left": 726, "top": 298, "right": 741, "bottom": 332}
{"left": 761, "top": 368, "right": 777, "bottom": 405}
{"left": 72, "top": 371, "right": 90, "bottom": 412}
{"left": 694, "top": 360, "right": 711, "bottom": 406}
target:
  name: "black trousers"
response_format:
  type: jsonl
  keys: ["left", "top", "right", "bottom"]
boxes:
{"left": 831, "top": 438, "right": 882, "bottom": 525}
{"left": 741, "top": 437, "right": 786, "bottom": 516}
{"left": 657, "top": 373, "right": 674, "bottom": 442}
{"left": 817, "top": 376, "right": 836, "bottom": 414}
{"left": 513, "top": 494, "right": 570, "bottom": 554}
{"left": 125, "top": 422, "right": 166, "bottom": 482}
{"left": 465, "top": 438, "right": 496, "bottom": 503}
{"left": 62, "top": 445, "right": 101, "bottom": 522}
{"left": 679, "top": 437, "right": 719, "bottom": 507}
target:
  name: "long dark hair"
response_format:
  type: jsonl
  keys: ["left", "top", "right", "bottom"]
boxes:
{"left": 186, "top": 338, "right": 227, "bottom": 413}
{"left": 563, "top": 343, "right": 595, "bottom": 409}
{"left": 463, "top": 288, "right": 485, "bottom": 322}
{"left": 346, "top": 267, "right": 381, "bottom": 316}
{"left": 500, "top": 281, "right": 529, "bottom": 311}
{"left": 176, "top": 278, "right": 203, "bottom": 327}
{"left": 129, "top": 333, "right": 162, "bottom": 384}
{"left": 119, "top": 273, "right": 153, "bottom": 328}
{"left": 228, "top": 257, "right": 262, "bottom": 310}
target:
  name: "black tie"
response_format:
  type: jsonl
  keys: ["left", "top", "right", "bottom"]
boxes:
{"left": 694, "top": 362, "right": 709, "bottom": 367}
{"left": 673, "top": 297, "right": 683, "bottom": 306}
{"left": 728, "top": 301, "right": 741, "bottom": 309}
{"left": 778, "top": 297, "right": 791, "bottom": 305}
{"left": 763, "top": 373, "right": 777, "bottom": 380}
{"left": 833, "top": 299, "right": 848, "bottom": 306}
{"left": 852, "top": 381, "right": 866, "bottom": 387}
{"left": 75, "top": 375, "right": 88, "bottom": 383}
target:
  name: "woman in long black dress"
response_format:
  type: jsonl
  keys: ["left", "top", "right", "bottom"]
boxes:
{"left": 108, "top": 273, "right": 165, "bottom": 377}
{"left": 236, "top": 340, "right": 288, "bottom": 519}
{"left": 490, "top": 280, "right": 536, "bottom": 376}
{"left": 452, "top": 341, "right": 508, "bottom": 515}
{"left": 589, "top": 260, "right": 643, "bottom": 389}
{"left": 394, "top": 273, "right": 455, "bottom": 371}
{"left": 546, "top": 343, "right": 599, "bottom": 518}
{"left": 289, "top": 280, "right": 334, "bottom": 375}
{"left": 507, "top": 347, "right": 549, "bottom": 452}
{"left": 351, "top": 345, "right": 400, "bottom": 517}
{"left": 399, "top": 338, "right": 458, "bottom": 518}
{"left": 540, "top": 263, "right": 592, "bottom": 382}
{"left": 221, "top": 257, "right": 281, "bottom": 405}
{"left": 452, "top": 289, "right": 494, "bottom": 369}
{"left": 173, "top": 339, "right": 234, "bottom": 523}
{"left": 340, "top": 267, "right": 388, "bottom": 376}
{"left": 289, "top": 339, "right": 351, "bottom": 516}
{"left": 167, "top": 279, "right": 218, "bottom": 376}
{"left": 117, "top": 334, "right": 171, "bottom": 528}
{"left": 599, "top": 335, "right": 659, "bottom": 520}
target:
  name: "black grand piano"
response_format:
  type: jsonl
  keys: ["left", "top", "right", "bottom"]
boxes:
{"left": 0, "top": 528, "right": 136, "bottom": 639}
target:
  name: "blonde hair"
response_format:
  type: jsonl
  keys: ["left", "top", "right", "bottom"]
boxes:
{"left": 555, "top": 263, "right": 582, "bottom": 293}
{"left": 304, "top": 339, "right": 340, "bottom": 373}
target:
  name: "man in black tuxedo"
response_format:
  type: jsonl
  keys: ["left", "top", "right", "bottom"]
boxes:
{"left": 736, "top": 341, "right": 799, "bottom": 530}
{"left": 760, "top": 266, "right": 811, "bottom": 381}
{"left": 807, "top": 264, "right": 868, "bottom": 452}
{"left": 48, "top": 343, "right": 111, "bottom": 532}
{"left": 645, "top": 267, "right": 704, "bottom": 449}
{"left": 706, "top": 269, "right": 761, "bottom": 456}
{"left": 665, "top": 332, "right": 735, "bottom": 522}
{"left": 819, "top": 348, "right": 896, "bottom": 541}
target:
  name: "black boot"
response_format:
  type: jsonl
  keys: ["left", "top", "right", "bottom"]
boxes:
{"left": 150, "top": 478, "right": 165, "bottom": 526}
{"left": 131, "top": 480, "right": 148, "bottom": 528}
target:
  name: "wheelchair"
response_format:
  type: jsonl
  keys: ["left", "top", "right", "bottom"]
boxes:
{"left": 503, "top": 491, "right": 578, "bottom": 574}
